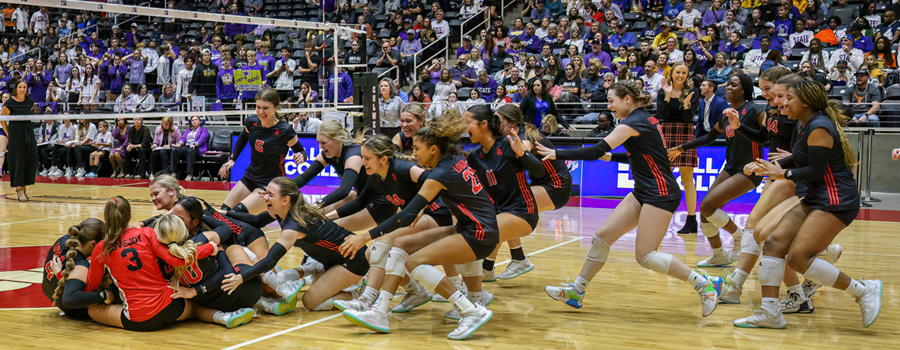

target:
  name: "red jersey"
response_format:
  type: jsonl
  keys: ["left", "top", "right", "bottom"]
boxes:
{"left": 86, "top": 227, "right": 215, "bottom": 322}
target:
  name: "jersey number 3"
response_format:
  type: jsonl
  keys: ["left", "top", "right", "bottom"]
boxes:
{"left": 255, "top": 140, "right": 264, "bottom": 152}
{"left": 461, "top": 168, "right": 484, "bottom": 194}
{"left": 122, "top": 248, "right": 143, "bottom": 271}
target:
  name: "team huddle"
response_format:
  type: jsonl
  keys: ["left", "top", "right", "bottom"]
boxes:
{"left": 41, "top": 74, "right": 882, "bottom": 339}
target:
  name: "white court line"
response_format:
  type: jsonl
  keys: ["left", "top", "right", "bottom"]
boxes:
{"left": 0, "top": 210, "right": 106, "bottom": 226}
{"left": 221, "top": 237, "right": 582, "bottom": 350}
{"left": 70, "top": 181, "right": 150, "bottom": 191}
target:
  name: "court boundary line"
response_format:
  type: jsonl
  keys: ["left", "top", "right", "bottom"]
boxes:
{"left": 70, "top": 181, "right": 150, "bottom": 191}
{"left": 220, "top": 237, "right": 581, "bottom": 350}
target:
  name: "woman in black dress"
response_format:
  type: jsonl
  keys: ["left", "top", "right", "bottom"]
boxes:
{"left": 1, "top": 80, "right": 37, "bottom": 202}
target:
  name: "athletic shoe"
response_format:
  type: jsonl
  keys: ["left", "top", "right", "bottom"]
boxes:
{"left": 334, "top": 297, "right": 372, "bottom": 312}
{"left": 254, "top": 296, "right": 294, "bottom": 316}
{"left": 733, "top": 308, "right": 788, "bottom": 329}
{"left": 544, "top": 283, "right": 584, "bottom": 309}
{"left": 275, "top": 279, "right": 305, "bottom": 308}
{"left": 49, "top": 167, "right": 61, "bottom": 177}
{"left": 445, "top": 290, "right": 494, "bottom": 320}
{"left": 343, "top": 307, "right": 391, "bottom": 333}
{"left": 391, "top": 287, "right": 432, "bottom": 313}
{"left": 819, "top": 243, "right": 843, "bottom": 263}
{"left": 497, "top": 258, "right": 535, "bottom": 280}
{"left": 698, "top": 275, "right": 722, "bottom": 317}
{"left": 220, "top": 308, "right": 254, "bottom": 328}
{"left": 433, "top": 279, "right": 467, "bottom": 302}
{"left": 856, "top": 279, "right": 883, "bottom": 328}
{"left": 447, "top": 303, "right": 493, "bottom": 340}
{"left": 39, "top": 169, "right": 48, "bottom": 176}
{"left": 85, "top": 172, "right": 97, "bottom": 178}
{"left": 719, "top": 271, "right": 743, "bottom": 304}
{"left": 697, "top": 250, "right": 735, "bottom": 267}
{"left": 780, "top": 290, "right": 814, "bottom": 314}
{"left": 801, "top": 279, "right": 821, "bottom": 299}
{"left": 483, "top": 269, "right": 497, "bottom": 282}
{"left": 75, "top": 168, "right": 86, "bottom": 177}
{"left": 64, "top": 168, "right": 74, "bottom": 177}
{"left": 677, "top": 215, "right": 698, "bottom": 234}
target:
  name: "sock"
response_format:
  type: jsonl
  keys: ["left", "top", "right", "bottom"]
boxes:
{"left": 509, "top": 246, "right": 526, "bottom": 261}
{"left": 687, "top": 270, "right": 708, "bottom": 289}
{"left": 221, "top": 203, "right": 233, "bottom": 211}
{"left": 761, "top": 297, "right": 780, "bottom": 313}
{"left": 213, "top": 310, "right": 227, "bottom": 325}
{"left": 483, "top": 258, "right": 495, "bottom": 271}
{"left": 712, "top": 247, "right": 725, "bottom": 256}
{"left": 732, "top": 268, "right": 749, "bottom": 287}
{"left": 448, "top": 275, "right": 463, "bottom": 287}
{"left": 468, "top": 291, "right": 483, "bottom": 304}
{"left": 573, "top": 276, "right": 589, "bottom": 293}
{"left": 374, "top": 290, "right": 394, "bottom": 313}
{"left": 402, "top": 280, "right": 422, "bottom": 293}
{"left": 449, "top": 290, "right": 475, "bottom": 315}
{"left": 685, "top": 214, "right": 696, "bottom": 221}
{"left": 300, "top": 264, "right": 319, "bottom": 276}
{"left": 278, "top": 268, "right": 301, "bottom": 281}
{"left": 360, "top": 286, "right": 378, "bottom": 303}
{"left": 233, "top": 203, "right": 249, "bottom": 213}
{"left": 845, "top": 279, "right": 866, "bottom": 298}
{"left": 787, "top": 284, "right": 803, "bottom": 296}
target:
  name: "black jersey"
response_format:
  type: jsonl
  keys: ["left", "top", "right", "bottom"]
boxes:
{"left": 764, "top": 106, "right": 797, "bottom": 153}
{"left": 244, "top": 115, "right": 297, "bottom": 180}
{"left": 279, "top": 215, "right": 358, "bottom": 262}
{"left": 467, "top": 137, "right": 539, "bottom": 221}
{"left": 398, "top": 132, "right": 414, "bottom": 153}
{"left": 371, "top": 159, "right": 425, "bottom": 207}
{"left": 42, "top": 235, "right": 90, "bottom": 301}
{"left": 720, "top": 101, "right": 765, "bottom": 172}
{"left": 517, "top": 126, "right": 573, "bottom": 192}
{"left": 324, "top": 143, "right": 369, "bottom": 192}
{"left": 201, "top": 198, "right": 264, "bottom": 247}
{"left": 619, "top": 108, "right": 682, "bottom": 203}
{"left": 430, "top": 155, "right": 499, "bottom": 244}
{"left": 792, "top": 113, "right": 859, "bottom": 211}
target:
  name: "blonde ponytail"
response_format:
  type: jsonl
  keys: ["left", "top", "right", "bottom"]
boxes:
{"left": 152, "top": 214, "right": 200, "bottom": 288}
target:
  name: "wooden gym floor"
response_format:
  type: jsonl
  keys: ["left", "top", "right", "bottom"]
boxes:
{"left": 0, "top": 177, "right": 898, "bottom": 349}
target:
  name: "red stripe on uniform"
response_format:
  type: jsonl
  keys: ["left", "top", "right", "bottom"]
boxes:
{"left": 543, "top": 160, "right": 563, "bottom": 188}
{"left": 279, "top": 154, "right": 287, "bottom": 177}
{"left": 315, "top": 241, "right": 340, "bottom": 252}
{"left": 457, "top": 203, "right": 485, "bottom": 240}
{"left": 517, "top": 171, "right": 537, "bottom": 213}
{"left": 824, "top": 165, "right": 840, "bottom": 205}
{"left": 643, "top": 154, "right": 669, "bottom": 197}
{"left": 752, "top": 142, "right": 759, "bottom": 162}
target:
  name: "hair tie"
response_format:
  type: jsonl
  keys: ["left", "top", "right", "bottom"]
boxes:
{"left": 112, "top": 197, "right": 118, "bottom": 203}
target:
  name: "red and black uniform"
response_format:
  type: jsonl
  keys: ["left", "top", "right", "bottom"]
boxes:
{"left": 735, "top": 106, "right": 797, "bottom": 155}
{"left": 680, "top": 100, "right": 766, "bottom": 186}
{"left": 85, "top": 227, "right": 215, "bottom": 331}
{"left": 467, "top": 137, "right": 546, "bottom": 229}
{"left": 142, "top": 198, "right": 266, "bottom": 248}
{"left": 518, "top": 126, "right": 573, "bottom": 209}
{"left": 335, "top": 158, "right": 454, "bottom": 226}
{"left": 781, "top": 112, "right": 860, "bottom": 226}
{"left": 293, "top": 143, "right": 386, "bottom": 211}
{"left": 368, "top": 154, "right": 500, "bottom": 259}
{"left": 232, "top": 115, "right": 300, "bottom": 191}
{"left": 397, "top": 132, "right": 414, "bottom": 152}
{"left": 42, "top": 235, "right": 94, "bottom": 319}
{"left": 556, "top": 108, "right": 681, "bottom": 212}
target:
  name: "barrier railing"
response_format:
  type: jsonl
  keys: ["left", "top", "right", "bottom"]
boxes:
{"left": 459, "top": 8, "right": 488, "bottom": 51}
{"left": 412, "top": 35, "right": 450, "bottom": 87}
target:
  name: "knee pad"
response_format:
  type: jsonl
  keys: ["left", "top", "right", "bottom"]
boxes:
{"left": 384, "top": 247, "right": 409, "bottom": 277}
{"left": 456, "top": 260, "right": 483, "bottom": 278}
{"left": 639, "top": 251, "right": 673, "bottom": 275}
{"left": 700, "top": 222, "right": 720, "bottom": 238}
{"left": 585, "top": 236, "right": 611, "bottom": 262}
{"left": 708, "top": 209, "right": 731, "bottom": 228}
{"left": 803, "top": 258, "right": 839, "bottom": 288}
{"left": 368, "top": 241, "right": 391, "bottom": 269}
{"left": 740, "top": 232, "right": 761, "bottom": 256}
{"left": 758, "top": 256, "right": 786, "bottom": 287}
{"left": 410, "top": 264, "right": 444, "bottom": 291}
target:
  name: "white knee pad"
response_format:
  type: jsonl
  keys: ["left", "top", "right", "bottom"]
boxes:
{"left": 456, "top": 260, "right": 483, "bottom": 278}
{"left": 586, "top": 236, "right": 611, "bottom": 262}
{"left": 740, "top": 232, "right": 761, "bottom": 256}
{"left": 700, "top": 222, "right": 720, "bottom": 238}
{"left": 708, "top": 209, "right": 731, "bottom": 228}
{"left": 242, "top": 246, "right": 258, "bottom": 262}
{"left": 759, "top": 256, "right": 786, "bottom": 287}
{"left": 384, "top": 247, "right": 409, "bottom": 277}
{"left": 369, "top": 241, "right": 391, "bottom": 269}
{"left": 803, "top": 258, "right": 839, "bottom": 288}
{"left": 639, "top": 251, "right": 673, "bottom": 275}
{"left": 410, "top": 265, "right": 445, "bottom": 291}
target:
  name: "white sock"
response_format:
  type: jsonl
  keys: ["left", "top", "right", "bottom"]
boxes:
{"left": 761, "top": 297, "right": 779, "bottom": 313}
{"left": 687, "top": 270, "right": 708, "bottom": 289}
{"left": 712, "top": 247, "right": 725, "bottom": 256}
{"left": 374, "top": 290, "right": 394, "bottom": 313}
{"left": 360, "top": 286, "right": 378, "bottom": 303}
{"left": 468, "top": 291, "right": 483, "bottom": 304}
{"left": 845, "top": 279, "right": 866, "bottom": 298}
{"left": 786, "top": 284, "right": 803, "bottom": 296}
{"left": 732, "top": 268, "right": 749, "bottom": 287}
{"left": 278, "top": 268, "right": 301, "bottom": 281}
{"left": 573, "top": 276, "right": 589, "bottom": 293}
{"left": 449, "top": 290, "right": 475, "bottom": 315}
{"left": 448, "top": 275, "right": 463, "bottom": 287}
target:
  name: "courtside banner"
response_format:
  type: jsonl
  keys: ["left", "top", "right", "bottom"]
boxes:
{"left": 230, "top": 136, "right": 342, "bottom": 187}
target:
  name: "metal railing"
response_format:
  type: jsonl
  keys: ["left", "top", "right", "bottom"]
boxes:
{"left": 412, "top": 35, "right": 450, "bottom": 87}
{"left": 459, "top": 8, "right": 488, "bottom": 49}
{"left": 377, "top": 65, "right": 399, "bottom": 81}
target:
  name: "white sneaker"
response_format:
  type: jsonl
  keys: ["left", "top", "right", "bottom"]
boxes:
{"left": 483, "top": 269, "right": 497, "bottom": 282}
{"left": 780, "top": 290, "right": 814, "bottom": 314}
{"left": 275, "top": 279, "right": 305, "bottom": 307}
{"left": 64, "top": 168, "right": 74, "bottom": 177}
{"left": 819, "top": 243, "right": 843, "bottom": 263}
{"left": 719, "top": 272, "right": 742, "bottom": 304}
{"left": 391, "top": 286, "right": 432, "bottom": 313}
{"left": 697, "top": 250, "right": 735, "bottom": 267}
{"left": 447, "top": 303, "right": 493, "bottom": 340}
{"left": 254, "top": 296, "right": 294, "bottom": 316}
{"left": 343, "top": 307, "right": 391, "bottom": 333}
{"left": 433, "top": 279, "right": 467, "bottom": 302}
{"left": 445, "top": 290, "right": 494, "bottom": 320}
{"left": 334, "top": 297, "right": 372, "bottom": 312}
{"left": 856, "top": 279, "right": 883, "bottom": 328}
{"left": 49, "top": 167, "right": 61, "bottom": 176}
{"left": 497, "top": 258, "right": 535, "bottom": 280}
{"left": 75, "top": 168, "right": 86, "bottom": 177}
{"left": 698, "top": 276, "right": 723, "bottom": 317}
{"left": 733, "top": 307, "right": 788, "bottom": 329}
{"left": 39, "top": 169, "right": 48, "bottom": 176}
{"left": 215, "top": 308, "right": 255, "bottom": 328}
{"left": 801, "top": 279, "right": 821, "bottom": 298}
{"left": 544, "top": 283, "right": 584, "bottom": 309}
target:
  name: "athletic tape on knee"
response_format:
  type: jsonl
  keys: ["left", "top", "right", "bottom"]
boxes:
{"left": 759, "top": 256, "right": 786, "bottom": 287}
{"left": 410, "top": 265, "right": 445, "bottom": 292}
{"left": 708, "top": 209, "right": 731, "bottom": 228}
{"left": 456, "top": 260, "right": 483, "bottom": 278}
{"left": 586, "top": 236, "right": 611, "bottom": 262}
{"left": 639, "top": 251, "right": 673, "bottom": 275}
{"left": 700, "top": 222, "right": 720, "bottom": 238}
{"left": 369, "top": 241, "right": 391, "bottom": 269}
{"left": 804, "top": 258, "right": 840, "bottom": 288}
{"left": 740, "top": 233, "right": 761, "bottom": 256}
{"left": 384, "top": 247, "right": 409, "bottom": 277}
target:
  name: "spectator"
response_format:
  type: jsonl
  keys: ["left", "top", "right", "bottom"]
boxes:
{"left": 744, "top": 36, "right": 774, "bottom": 74}
{"left": 717, "top": 10, "right": 744, "bottom": 39}
{"left": 224, "top": 3, "right": 246, "bottom": 37}
{"left": 586, "top": 111, "right": 615, "bottom": 137}
{"left": 502, "top": 66, "right": 524, "bottom": 96}
{"left": 702, "top": 0, "right": 727, "bottom": 28}
{"left": 2, "top": 80, "right": 37, "bottom": 200}
{"left": 787, "top": 20, "right": 815, "bottom": 53}
{"left": 376, "top": 41, "right": 401, "bottom": 71}
{"left": 123, "top": 49, "right": 147, "bottom": 86}
{"left": 377, "top": 78, "right": 404, "bottom": 137}
{"left": 584, "top": 40, "right": 612, "bottom": 69}
{"left": 580, "top": 66, "right": 602, "bottom": 101}
{"left": 696, "top": 79, "right": 728, "bottom": 137}
{"left": 826, "top": 0, "right": 856, "bottom": 26}
{"left": 157, "top": 84, "right": 178, "bottom": 112}
{"left": 409, "top": 83, "right": 432, "bottom": 109}
{"left": 53, "top": 53, "right": 73, "bottom": 87}
{"left": 451, "top": 55, "right": 477, "bottom": 88}
{"left": 170, "top": 115, "right": 208, "bottom": 181}
{"left": 488, "top": 41, "right": 511, "bottom": 74}
{"left": 847, "top": 22, "right": 874, "bottom": 53}
{"left": 297, "top": 42, "right": 320, "bottom": 91}
{"left": 546, "top": 0, "right": 565, "bottom": 18}
{"left": 148, "top": 115, "right": 180, "bottom": 180}
{"left": 844, "top": 68, "right": 882, "bottom": 127}
{"left": 520, "top": 78, "right": 568, "bottom": 129}
{"left": 114, "top": 84, "right": 136, "bottom": 113}
{"left": 814, "top": 16, "right": 845, "bottom": 47}
{"left": 663, "top": 0, "right": 684, "bottom": 21}
{"left": 325, "top": 68, "right": 353, "bottom": 103}
{"left": 269, "top": 47, "right": 296, "bottom": 102}
{"left": 79, "top": 64, "right": 100, "bottom": 112}
{"left": 875, "top": 10, "right": 899, "bottom": 44}
{"left": 12, "top": 5, "right": 27, "bottom": 35}
{"left": 62, "top": 119, "right": 98, "bottom": 178}
{"left": 661, "top": 37, "right": 684, "bottom": 64}
{"left": 106, "top": 55, "right": 128, "bottom": 104}
{"left": 828, "top": 36, "right": 865, "bottom": 71}
{"left": 134, "top": 84, "right": 156, "bottom": 113}
{"left": 868, "top": 37, "right": 897, "bottom": 69}
{"left": 637, "top": 40, "right": 659, "bottom": 67}
{"left": 428, "top": 91, "right": 461, "bottom": 118}
{"left": 609, "top": 23, "right": 637, "bottom": 50}
{"left": 471, "top": 69, "right": 497, "bottom": 102}
{"left": 799, "top": 61, "right": 831, "bottom": 91}
{"left": 174, "top": 56, "right": 195, "bottom": 104}
{"left": 432, "top": 10, "right": 450, "bottom": 39}
{"left": 124, "top": 117, "right": 152, "bottom": 179}
{"left": 651, "top": 21, "right": 677, "bottom": 51}
{"left": 125, "top": 23, "right": 142, "bottom": 49}
{"left": 640, "top": 60, "right": 664, "bottom": 98}
{"left": 433, "top": 68, "right": 457, "bottom": 102}
{"left": 675, "top": 0, "right": 702, "bottom": 30}
{"left": 213, "top": 57, "right": 238, "bottom": 108}
{"left": 828, "top": 59, "right": 854, "bottom": 85}
{"left": 706, "top": 52, "right": 732, "bottom": 84}
{"left": 29, "top": 6, "right": 48, "bottom": 35}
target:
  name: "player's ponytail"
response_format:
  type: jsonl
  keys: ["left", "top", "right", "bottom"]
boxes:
{"left": 102, "top": 196, "right": 131, "bottom": 259}
{"left": 153, "top": 214, "right": 200, "bottom": 289}
{"left": 52, "top": 218, "right": 104, "bottom": 307}
{"left": 467, "top": 104, "right": 502, "bottom": 139}
{"left": 361, "top": 134, "right": 415, "bottom": 162}
{"left": 495, "top": 104, "right": 542, "bottom": 148}
{"left": 415, "top": 106, "right": 467, "bottom": 156}
{"left": 270, "top": 177, "right": 327, "bottom": 228}
{"left": 790, "top": 80, "right": 857, "bottom": 168}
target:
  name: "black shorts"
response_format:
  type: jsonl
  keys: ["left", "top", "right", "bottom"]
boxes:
{"left": 461, "top": 230, "right": 500, "bottom": 260}
{"left": 635, "top": 194, "right": 680, "bottom": 213}
{"left": 196, "top": 265, "right": 264, "bottom": 312}
{"left": 542, "top": 184, "right": 572, "bottom": 210}
{"left": 318, "top": 245, "right": 370, "bottom": 276}
{"left": 240, "top": 175, "right": 274, "bottom": 192}
{"left": 121, "top": 298, "right": 185, "bottom": 332}
{"left": 366, "top": 198, "right": 398, "bottom": 223}
{"left": 806, "top": 202, "right": 859, "bottom": 227}
{"left": 237, "top": 226, "right": 267, "bottom": 247}
{"left": 725, "top": 167, "right": 764, "bottom": 187}
{"left": 425, "top": 206, "right": 454, "bottom": 227}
